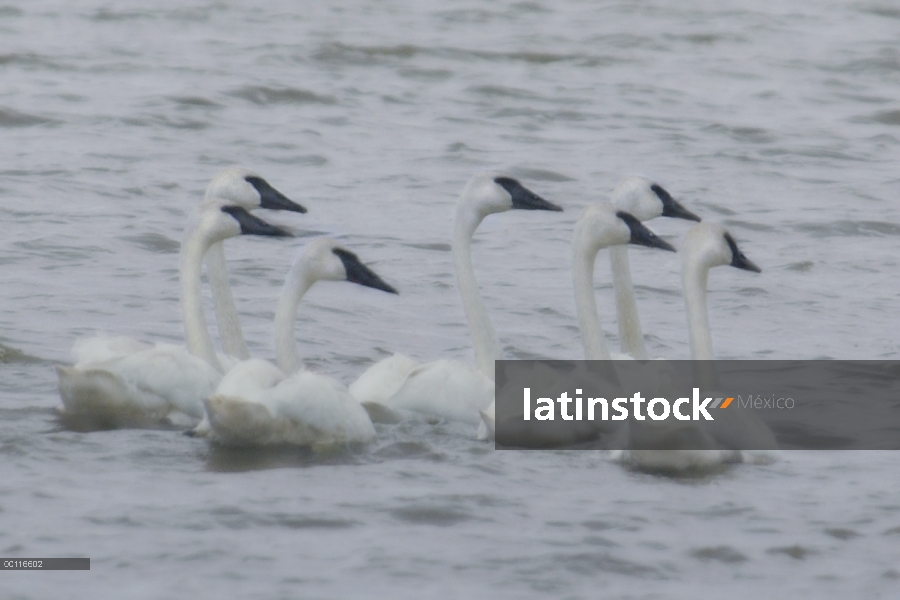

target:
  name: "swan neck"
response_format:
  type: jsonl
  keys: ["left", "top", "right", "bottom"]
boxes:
{"left": 609, "top": 245, "right": 647, "bottom": 359}
{"left": 180, "top": 224, "right": 223, "bottom": 372}
{"left": 682, "top": 257, "right": 720, "bottom": 388}
{"left": 206, "top": 241, "right": 250, "bottom": 360}
{"left": 682, "top": 260, "right": 714, "bottom": 360}
{"left": 572, "top": 241, "right": 613, "bottom": 361}
{"left": 274, "top": 262, "right": 314, "bottom": 375}
{"left": 453, "top": 203, "right": 499, "bottom": 379}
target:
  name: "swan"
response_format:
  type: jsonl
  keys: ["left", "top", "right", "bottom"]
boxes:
{"left": 484, "top": 205, "right": 677, "bottom": 444}
{"left": 379, "top": 171, "right": 563, "bottom": 427}
{"left": 56, "top": 200, "right": 292, "bottom": 428}
{"left": 201, "top": 167, "right": 306, "bottom": 360}
{"left": 199, "top": 238, "right": 398, "bottom": 447}
{"left": 573, "top": 204, "right": 676, "bottom": 362}
{"left": 608, "top": 176, "right": 700, "bottom": 358}
{"left": 623, "top": 223, "right": 778, "bottom": 471}
{"left": 62, "top": 168, "right": 305, "bottom": 373}
{"left": 568, "top": 186, "right": 690, "bottom": 440}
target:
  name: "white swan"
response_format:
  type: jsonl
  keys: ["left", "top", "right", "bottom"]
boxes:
{"left": 199, "top": 238, "right": 398, "bottom": 447}
{"left": 201, "top": 167, "right": 306, "bottom": 360}
{"left": 485, "top": 205, "right": 676, "bottom": 444}
{"left": 623, "top": 223, "right": 778, "bottom": 471}
{"left": 608, "top": 176, "right": 700, "bottom": 358}
{"left": 61, "top": 168, "right": 305, "bottom": 375}
{"left": 573, "top": 204, "right": 676, "bottom": 362}
{"left": 56, "top": 201, "right": 292, "bottom": 428}
{"left": 381, "top": 171, "right": 563, "bottom": 427}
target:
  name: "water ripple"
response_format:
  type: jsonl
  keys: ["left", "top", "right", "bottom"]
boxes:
{"left": 228, "top": 85, "right": 337, "bottom": 106}
{"left": 0, "top": 107, "right": 58, "bottom": 127}
{"left": 389, "top": 504, "right": 474, "bottom": 526}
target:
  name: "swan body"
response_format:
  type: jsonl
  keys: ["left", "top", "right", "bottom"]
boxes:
{"left": 608, "top": 176, "right": 700, "bottom": 359}
{"left": 69, "top": 168, "right": 305, "bottom": 371}
{"left": 348, "top": 353, "right": 420, "bottom": 406}
{"left": 200, "top": 238, "right": 397, "bottom": 447}
{"left": 379, "top": 172, "right": 562, "bottom": 427}
{"left": 385, "top": 360, "right": 496, "bottom": 426}
{"left": 204, "top": 359, "right": 375, "bottom": 447}
{"left": 623, "top": 223, "right": 778, "bottom": 471}
{"left": 57, "top": 343, "right": 221, "bottom": 428}
{"left": 57, "top": 201, "right": 292, "bottom": 428}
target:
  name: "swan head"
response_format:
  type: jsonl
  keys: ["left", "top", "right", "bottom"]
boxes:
{"left": 297, "top": 238, "right": 398, "bottom": 294}
{"left": 611, "top": 176, "right": 700, "bottom": 222}
{"left": 573, "top": 203, "right": 676, "bottom": 257}
{"left": 193, "top": 200, "right": 293, "bottom": 246}
{"left": 205, "top": 166, "right": 307, "bottom": 214}
{"left": 459, "top": 171, "right": 562, "bottom": 219}
{"left": 681, "top": 223, "right": 761, "bottom": 273}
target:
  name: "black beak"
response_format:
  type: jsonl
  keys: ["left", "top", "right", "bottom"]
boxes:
{"left": 332, "top": 248, "right": 398, "bottom": 294}
{"left": 221, "top": 205, "right": 293, "bottom": 237}
{"left": 494, "top": 177, "right": 563, "bottom": 212}
{"left": 724, "top": 232, "right": 761, "bottom": 273}
{"left": 245, "top": 176, "right": 307, "bottom": 213}
{"left": 616, "top": 211, "right": 676, "bottom": 252}
{"left": 652, "top": 184, "right": 701, "bottom": 222}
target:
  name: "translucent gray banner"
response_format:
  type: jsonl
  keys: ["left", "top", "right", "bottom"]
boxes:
{"left": 494, "top": 361, "right": 900, "bottom": 450}
{"left": 1, "top": 558, "right": 90, "bottom": 570}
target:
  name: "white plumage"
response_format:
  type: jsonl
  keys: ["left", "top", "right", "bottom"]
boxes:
{"left": 378, "top": 171, "right": 562, "bottom": 428}
{"left": 57, "top": 197, "right": 292, "bottom": 428}
{"left": 199, "top": 238, "right": 397, "bottom": 447}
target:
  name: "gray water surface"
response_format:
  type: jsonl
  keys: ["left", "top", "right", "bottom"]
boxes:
{"left": 2, "top": 1, "right": 900, "bottom": 597}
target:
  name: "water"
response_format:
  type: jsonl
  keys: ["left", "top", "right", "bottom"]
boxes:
{"left": 2, "top": 0, "right": 899, "bottom": 597}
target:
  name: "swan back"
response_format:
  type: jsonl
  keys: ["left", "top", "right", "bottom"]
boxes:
{"left": 205, "top": 361, "right": 376, "bottom": 447}
{"left": 204, "top": 166, "right": 306, "bottom": 213}
{"left": 383, "top": 359, "right": 495, "bottom": 425}
{"left": 611, "top": 176, "right": 700, "bottom": 222}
